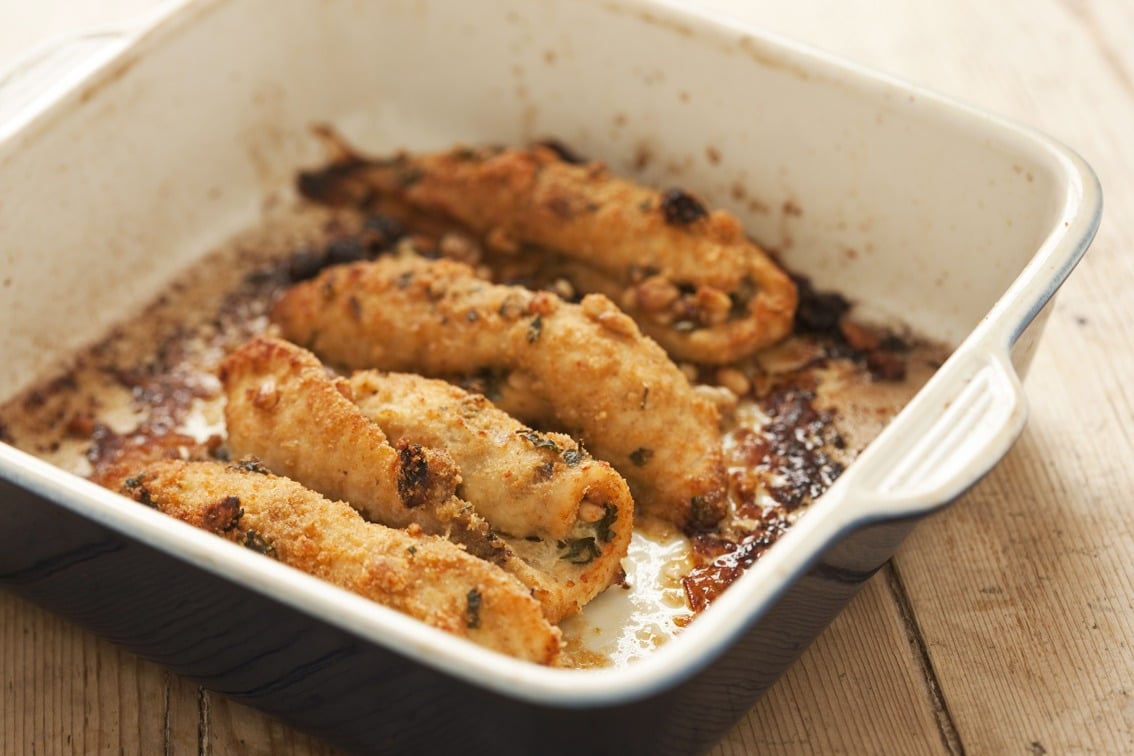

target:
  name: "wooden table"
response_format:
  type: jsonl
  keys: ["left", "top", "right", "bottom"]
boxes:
{"left": 2, "top": 1, "right": 1131, "bottom": 753}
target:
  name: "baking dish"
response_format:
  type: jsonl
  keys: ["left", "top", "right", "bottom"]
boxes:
{"left": 0, "top": 0, "right": 1100, "bottom": 753}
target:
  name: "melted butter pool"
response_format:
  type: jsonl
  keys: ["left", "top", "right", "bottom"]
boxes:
{"left": 559, "top": 525, "right": 693, "bottom": 667}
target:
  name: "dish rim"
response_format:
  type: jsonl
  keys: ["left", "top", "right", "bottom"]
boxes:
{"left": 0, "top": 0, "right": 1102, "bottom": 708}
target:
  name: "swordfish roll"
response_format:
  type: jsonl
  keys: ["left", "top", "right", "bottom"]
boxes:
{"left": 272, "top": 254, "right": 728, "bottom": 531}
{"left": 297, "top": 143, "right": 798, "bottom": 364}
{"left": 219, "top": 336, "right": 504, "bottom": 562}
{"left": 120, "top": 459, "right": 560, "bottom": 665}
{"left": 349, "top": 370, "right": 635, "bottom": 620}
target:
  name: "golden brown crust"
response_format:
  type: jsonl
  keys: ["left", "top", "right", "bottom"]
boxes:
{"left": 219, "top": 336, "right": 504, "bottom": 561}
{"left": 120, "top": 458, "right": 560, "bottom": 664}
{"left": 349, "top": 369, "right": 635, "bottom": 620}
{"left": 298, "top": 142, "right": 797, "bottom": 363}
{"left": 222, "top": 337, "right": 632, "bottom": 620}
{"left": 272, "top": 254, "right": 728, "bottom": 530}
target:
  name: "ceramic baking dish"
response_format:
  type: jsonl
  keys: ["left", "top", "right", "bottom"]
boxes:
{"left": 0, "top": 0, "right": 1100, "bottom": 753}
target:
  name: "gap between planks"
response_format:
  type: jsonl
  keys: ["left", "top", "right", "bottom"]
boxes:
{"left": 887, "top": 561, "right": 966, "bottom": 756}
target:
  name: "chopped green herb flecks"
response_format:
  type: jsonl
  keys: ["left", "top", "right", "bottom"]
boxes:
{"left": 527, "top": 314, "right": 543, "bottom": 343}
{"left": 466, "top": 588, "right": 483, "bottom": 629}
{"left": 517, "top": 429, "right": 560, "bottom": 453}
{"left": 242, "top": 529, "right": 275, "bottom": 555}
{"left": 561, "top": 447, "right": 583, "bottom": 466}
{"left": 595, "top": 504, "right": 618, "bottom": 543}
{"left": 123, "top": 475, "right": 156, "bottom": 508}
{"left": 230, "top": 458, "right": 271, "bottom": 475}
{"left": 559, "top": 537, "right": 601, "bottom": 565}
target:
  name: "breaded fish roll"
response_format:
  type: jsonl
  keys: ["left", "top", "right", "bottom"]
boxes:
{"left": 349, "top": 370, "right": 632, "bottom": 542}
{"left": 272, "top": 254, "right": 728, "bottom": 530}
{"left": 120, "top": 458, "right": 560, "bottom": 664}
{"left": 297, "top": 142, "right": 797, "bottom": 364}
{"left": 219, "top": 336, "right": 503, "bottom": 561}
{"left": 350, "top": 370, "right": 634, "bottom": 619}
{"left": 223, "top": 337, "right": 630, "bottom": 620}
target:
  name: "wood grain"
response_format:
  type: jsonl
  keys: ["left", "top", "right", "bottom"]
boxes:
{"left": 2, "top": 0, "right": 1132, "bottom": 753}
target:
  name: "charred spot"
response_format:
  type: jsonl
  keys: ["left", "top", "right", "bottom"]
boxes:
{"left": 286, "top": 222, "right": 403, "bottom": 284}
{"left": 858, "top": 331, "right": 911, "bottom": 382}
{"left": 792, "top": 275, "right": 911, "bottom": 380}
{"left": 296, "top": 161, "right": 370, "bottom": 205}
{"left": 395, "top": 441, "right": 433, "bottom": 508}
{"left": 286, "top": 247, "right": 327, "bottom": 282}
{"left": 19, "top": 372, "right": 78, "bottom": 415}
{"left": 326, "top": 237, "right": 366, "bottom": 267}
{"left": 685, "top": 493, "right": 727, "bottom": 533}
{"left": 629, "top": 447, "right": 654, "bottom": 467}
{"left": 537, "top": 138, "right": 586, "bottom": 165}
{"left": 866, "top": 349, "right": 908, "bottom": 382}
{"left": 203, "top": 495, "right": 243, "bottom": 533}
{"left": 753, "top": 385, "right": 846, "bottom": 511}
{"left": 451, "top": 146, "right": 481, "bottom": 161}
{"left": 683, "top": 526, "right": 789, "bottom": 612}
{"left": 240, "top": 266, "right": 284, "bottom": 289}
{"left": 361, "top": 214, "right": 405, "bottom": 247}
{"left": 792, "top": 274, "right": 851, "bottom": 335}
{"left": 659, "top": 188, "right": 708, "bottom": 226}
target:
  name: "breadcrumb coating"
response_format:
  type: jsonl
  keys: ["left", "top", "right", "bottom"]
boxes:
{"left": 120, "top": 458, "right": 560, "bottom": 664}
{"left": 297, "top": 141, "right": 797, "bottom": 363}
{"left": 272, "top": 254, "right": 728, "bottom": 530}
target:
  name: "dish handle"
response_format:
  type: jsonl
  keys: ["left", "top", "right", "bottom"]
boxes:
{"left": 834, "top": 347, "right": 1027, "bottom": 523}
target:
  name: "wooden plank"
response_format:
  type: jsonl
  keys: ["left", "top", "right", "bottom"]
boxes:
{"left": 710, "top": 567, "right": 951, "bottom": 756}
{"left": 0, "top": 590, "right": 174, "bottom": 754}
{"left": 3, "top": 0, "right": 1133, "bottom": 753}
{"left": 204, "top": 693, "right": 339, "bottom": 756}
